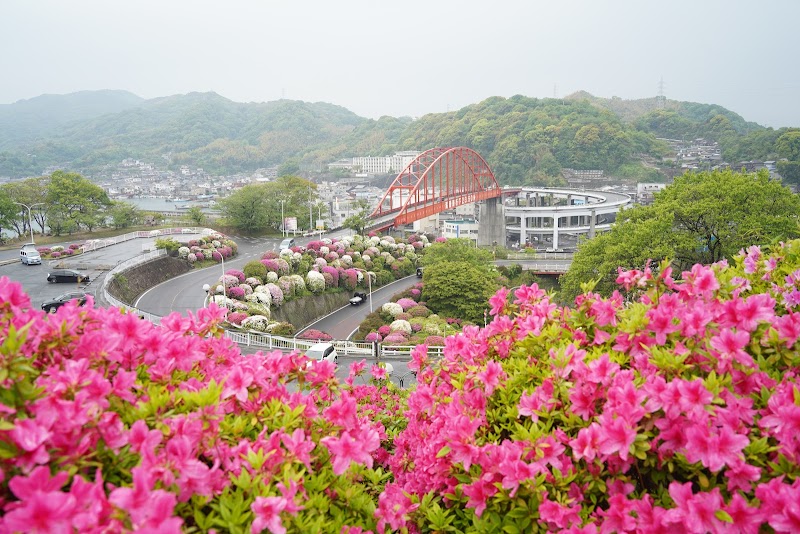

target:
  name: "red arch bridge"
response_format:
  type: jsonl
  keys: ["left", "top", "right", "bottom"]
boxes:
{"left": 368, "top": 147, "right": 503, "bottom": 240}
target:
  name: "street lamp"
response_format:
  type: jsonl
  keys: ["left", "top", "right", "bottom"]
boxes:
{"left": 202, "top": 283, "right": 210, "bottom": 307}
{"left": 14, "top": 202, "right": 44, "bottom": 244}
{"left": 279, "top": 199, "right": 286, "bottom": 237}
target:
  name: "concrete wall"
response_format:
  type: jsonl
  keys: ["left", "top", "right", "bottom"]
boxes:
{"left": 107, "top": 256, "right": 190, "bottom": 304}
{"left": 106, "top": 255, "right": 352, "bottom": 327}
{"left": 271, "top": 291, "right": 352, "bottom": 325}
{"left": 477, "top": 197, "right": 505, "bottom": 247}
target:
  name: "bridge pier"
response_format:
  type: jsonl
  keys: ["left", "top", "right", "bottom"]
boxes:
{"left": 478, "top": 197, "right": 505, "bottom": 247}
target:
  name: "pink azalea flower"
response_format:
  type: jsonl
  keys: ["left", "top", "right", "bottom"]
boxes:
{"left": 370, "top": 364, "right": 388, "bottom": 381}
{"left": 596, "top": 413, "right": 636, "bottom": 461}
{"left": 710, "top": 328, "right": 753, "bottom": 369}
{"left": 488, "top": 287, "right": 509, "bottom": 316}
{"left": 321, "top": 426, "right": 380, "bottom": 475}
{"left": 282, "top": 429, "right": 315, "bottom": 468}
{"left": 221, "top": 365, "right": 254, "bottom": 402}
{"left": 477, "top": 360, "right": 505, "bottom": 396}
{"left": 323, "top": 394, "right": 358, "bottom": 429}
{"left": 461, "top": 474, "right": 498, "bottom": 517}
{"left": 251, "top": 495, "right": 287, "bottom": 534}
{"left": 684, "top": 423, "right": 749, "bottom": 472}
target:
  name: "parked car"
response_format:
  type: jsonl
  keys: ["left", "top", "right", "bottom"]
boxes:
{"left": 304, "top": 342, "right": 338, "bottom": 364}
{"left": 416, "top": 267, "right": 424, "bottom": 278}
{"left": 349, "top": 291, "right": 367, "bottom": 306}
{"left": 47, "top": 269, "right": 90, "bottom": 284}
{"left": 41, "top": 291, "right": 88, "bottom": 313}
{"left": 279, "top": 238, "right": 296, "bottom": 250}
{"left": 19, "top": 244, "right": 41, "bottom": 265}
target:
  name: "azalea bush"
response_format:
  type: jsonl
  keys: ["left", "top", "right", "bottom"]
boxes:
{"left": 0, "top": 280, "right": 398, "bottom": 533}
{"left": 4, "top": 239, "right": 800, "bottom": 533}
{"left": 382, "top": 243, "right": 800, "bottom": 532}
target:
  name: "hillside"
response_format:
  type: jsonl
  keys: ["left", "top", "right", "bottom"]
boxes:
{"left": 0, "top": 90, "right": 144, "bottom": 149}
{"left": 0, "top": 89, "right": 795, "bottom": 183}
{"left": 564, "top": 90, "right": 762, "bottom": 135}
{"left": 394, "top": 95, "right": 668, "bottom": 184}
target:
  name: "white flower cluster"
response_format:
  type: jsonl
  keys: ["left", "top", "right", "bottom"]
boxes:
{"left": 306, "top": 270, "right": 325, "bottom": 293}
{"left": 390, "top": 319, "right": 412, "bottom": 334}
{"left": 381, "top": 302, "right": 403, "bottom": 317}
{"left": 241, "top": 314, "right": 271, "bottom": 331}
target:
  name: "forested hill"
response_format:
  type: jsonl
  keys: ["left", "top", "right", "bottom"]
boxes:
{"left": 392, "top": 95, "right": 668, "bottom": 185}
{"left": 0, "top": 90, "right": 144, "bottom": 148}
{"left": 0, "top": 90, "right": 796, "bottom": 183}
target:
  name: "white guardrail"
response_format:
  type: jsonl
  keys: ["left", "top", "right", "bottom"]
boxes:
{"left": 99, "top": 228, "right": 443, "bottom": 361}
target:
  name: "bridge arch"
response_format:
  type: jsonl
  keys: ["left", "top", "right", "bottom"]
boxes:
{"left": 370, "top": 147, "right": 501, "bottom": 227}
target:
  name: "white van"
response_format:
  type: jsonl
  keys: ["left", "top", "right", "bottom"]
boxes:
{"left": 20, "top": 244, "right": 42, "bottom": 265}
{"left": 279, "top": 238, "right": 296, "bottom": 250}
{"left": 305, "top": 342, "right": 338, "bottom": 364}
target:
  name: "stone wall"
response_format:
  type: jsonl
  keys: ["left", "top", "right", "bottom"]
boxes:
{"left": 107, "top": 256, "right": 191, "bottom": 305}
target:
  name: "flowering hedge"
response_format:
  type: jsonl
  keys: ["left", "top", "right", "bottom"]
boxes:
{"left": 6, "top": 238, "right": 800, "bottom": 533}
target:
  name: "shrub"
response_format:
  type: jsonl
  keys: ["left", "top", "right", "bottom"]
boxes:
{"left": 243, "top": 261, "right": 268, "bottom": 281}
{"left": 389, "top": 319, "right": 411, "bottom": 335}
{"left": 378, "top": 325, "right": 391, "bottom": 337}
{"left": 241, "top": 313, "right": 271, "bottom": 331}
{"left": 381, "top": 302, "right": 403, "bottom": 317}
{"left": 244, "top": 276, "right": 262, "bottom": 287}
{"left": 364, "top": 332, "right": 382, "bottom": 342}
{"left": 396, "top": 298, "right": 418, "bottom": 311}
{"left": 265, "top": 283, "right": 283, "bottom": 306}
{"left": 297, "top": 329, "right": 333, "bottom": 342}
{"left": 382, "top": 333, "right": 407, "bottom": 344}
{"left": 423, "top": 335, "right": 446, "bottom": 346}
{"left": 225, "top": 311, "right": 248, "bottom": 326}
{"left": 409, "top": 305, "right": 431, "bottom": 318}
{"left": 268, "top": 322, "right": 296, "bottom": 337}
{"left": 227, "top": 286, "right": 245, "bottom": 300}
{"left": 306, "top": 271, "right": 325, "bottom": 293}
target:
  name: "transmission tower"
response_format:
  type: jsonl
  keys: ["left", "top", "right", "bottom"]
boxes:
{"left": 657, "top": 77, "right": 666, "bottom": 109}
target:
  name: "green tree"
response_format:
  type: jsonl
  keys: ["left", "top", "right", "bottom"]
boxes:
{"left": 421, "top": 262, "right": 497, "bottom": 324}
{"left": 108, "top": 201, "right": 141, "bottom": 229}
{"left": 0, "top": 188, "right": 17, "bottom": 240}
{"left": 46, "top": 171, "right": 111, "bottom": 234}
{"left": 186, "top": 206, "right": 206, "bottom": 226}
{"left": 342, "top": 199, "right": 371, "bottom": 235}
{"left": 775, "top": 131, "right": 800, "bottom": 161}
{"left": 422, "top": 238, "right": 493, "bottom": 269}
{"left": 775, "top": 131, "right": 800, "bottom": 185}
{"left": 217, "top": 184, "right": 272, "bottom": 233}
{"left": 560, "top": 168, "right": 800, "bottom": 300}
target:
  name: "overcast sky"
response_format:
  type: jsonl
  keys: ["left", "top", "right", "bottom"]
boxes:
{"left": 3, "top": 0, "right": 798, "bottom": 128}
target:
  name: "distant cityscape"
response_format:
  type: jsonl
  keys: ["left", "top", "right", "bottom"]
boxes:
{"left": 26, "top": 136, "right": 785, "bottom": 237}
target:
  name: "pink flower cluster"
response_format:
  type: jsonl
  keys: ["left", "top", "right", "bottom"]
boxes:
{"left": 0, "top": 277, "right": 394, "bottom": 533}
{"left": 4, "top": 238, "right": 800, "bottom": 533}
{"left": 380, "top": 245, "right": 800, "bottom": 532}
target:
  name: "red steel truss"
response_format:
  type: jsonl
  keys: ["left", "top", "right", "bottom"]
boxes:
{"left": 370, "top": 147, "right": 501, "bottom": 226}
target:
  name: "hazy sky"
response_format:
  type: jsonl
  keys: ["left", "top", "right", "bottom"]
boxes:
{"left": 3, "top": 0, "right": 799, "bottom": 128}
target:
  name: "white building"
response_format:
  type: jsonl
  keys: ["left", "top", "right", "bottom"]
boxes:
{"left": 329, "top": 151, "right": 420, "bottom": 175}
{"left": 442, "top": 219, "right": 480, "bottom": 244}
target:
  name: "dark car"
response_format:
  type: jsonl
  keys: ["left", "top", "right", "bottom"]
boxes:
{"left": 47, "top": 269, "right": 90, "bottom": 284}
{"left": 416, "top": 267, "right": 424, "bottom": 278}
{"left": 349, "top": 291, "right": 368, "bottom": 306}
{"left": 41, "top": 291, "right": 88, "bottom": 313}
